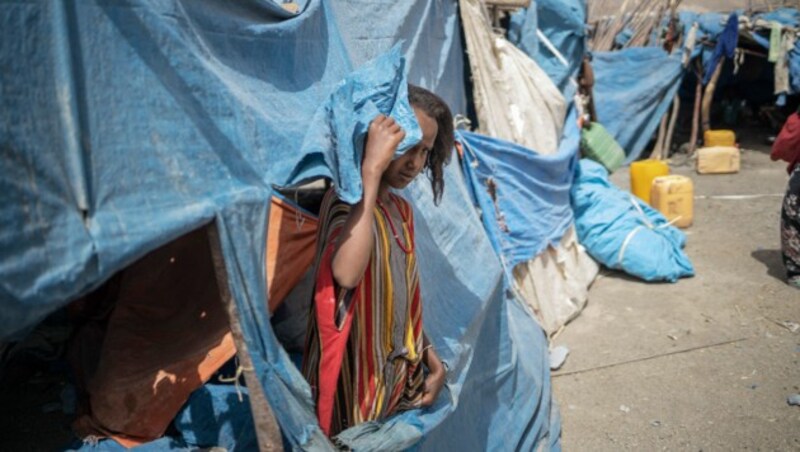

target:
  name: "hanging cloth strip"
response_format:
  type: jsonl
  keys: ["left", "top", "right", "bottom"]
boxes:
{"left": 703, "top": 13, "right": 739, "bottom": 85}
{"left": 774, "top": 31, "right": 795, "bottom": 95}
{"left": 769, "top": 21, "right": 782, "bottom": 63}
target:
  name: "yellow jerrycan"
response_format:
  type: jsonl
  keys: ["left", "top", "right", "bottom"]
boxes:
{"left": 650, "top": 175, "right": 694, "bottom": 228}
{"left": 630, "top": 159, "right": 669, "bottom": 205}
{"left": 703, "top": 129, "right": 736, "bottom": 147}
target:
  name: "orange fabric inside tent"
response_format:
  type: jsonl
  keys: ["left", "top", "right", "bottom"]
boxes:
{"left": 265, "top": 195, "right": 319, "bottom": 312}
{"left": 69, "top": 196, "right": 320, "bottom": 447}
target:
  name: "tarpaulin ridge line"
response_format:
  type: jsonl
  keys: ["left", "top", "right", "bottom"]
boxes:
{"left": 55, "top": 0, "right": 91, "bottom": 215}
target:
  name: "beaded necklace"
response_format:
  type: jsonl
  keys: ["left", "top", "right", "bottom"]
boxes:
{"left": 376, "top": 195, "right": 413, "bottom": 254}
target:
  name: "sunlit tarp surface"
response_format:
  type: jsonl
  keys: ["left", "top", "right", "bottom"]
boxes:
{"left": 592, "top": 48, "right": 684, "bottom": 162}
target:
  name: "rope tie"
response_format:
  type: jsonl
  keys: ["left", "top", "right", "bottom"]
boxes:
{"left": 218, "top": 362, "right": 255, "bottom": 402}
{"left": 293, "top": 190, "right": 306, "bottom": 231}
{"left": 617, "top": 196, "right": 681, "bottom": 265}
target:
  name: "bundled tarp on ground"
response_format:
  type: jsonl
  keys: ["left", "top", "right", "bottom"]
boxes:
{"left": 1, "top": 0, "right": 559, "bottom": 450}
{"left": 571, "top": 160, "right": 695, "bottom": 282}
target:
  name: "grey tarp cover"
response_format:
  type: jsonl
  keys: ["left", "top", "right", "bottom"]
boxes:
{"left": 1, "top": 0, "right": 559, "bottom": 450}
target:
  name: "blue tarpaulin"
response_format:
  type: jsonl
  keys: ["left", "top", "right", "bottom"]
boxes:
{"left": 702, "top": 13, "right": 738, "bottom": 85}
{"left": 680, "top": 9, "right": 800, "bottom": 96}
{"left": 592, "top": 47, "right": 684, "bottom": 162}
{"left": 457, "top": 115, "right": 579, "bottom": 269}
{"left": 1, "top": 0, "right": 558, "bottom": 450}
{"left": 571, "top": 160, "right": 694, "bottom": 282}
{"left": 508, "top": 0, "right": 586, "bottom": 98}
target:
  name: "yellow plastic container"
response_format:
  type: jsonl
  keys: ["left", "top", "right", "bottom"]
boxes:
{"left": 630, "top": 159, "right": 670, "bottom": 204}
{"left": 696, "top": 146, "right": 740, "bottom": 174}
{"left": 650, "top": 175, "right": 694, "bottom": 228}
{"left": 703, "top": 129, "right": 736, "bottom": 147}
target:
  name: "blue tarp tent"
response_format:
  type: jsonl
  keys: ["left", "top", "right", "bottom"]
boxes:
{"left": 507, "top": 0, "right": 686, "bottom": 162}
{"left": 592, "top": 48, "right": 685, "bottom": 162}
{"left": 508, "top": 0, "right": 587, "bottom": 99}
{"left": 1, "top": 0, "right": 559, "bottom": 450}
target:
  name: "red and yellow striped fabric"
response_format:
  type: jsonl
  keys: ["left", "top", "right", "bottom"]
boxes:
{"left": 303, "top": 188, "right": 424, "bottom": 436}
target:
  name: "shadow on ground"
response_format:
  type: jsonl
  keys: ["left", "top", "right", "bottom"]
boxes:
{"left": 750, "top": 248, "right": 786, "bottom": 283}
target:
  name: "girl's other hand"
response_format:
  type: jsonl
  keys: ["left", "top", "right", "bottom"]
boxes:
{"left": 363, "top": 115, "right": 405, "bottom": 178}
{"left": 420, "top": 350, "right": 446, "bottom": 407}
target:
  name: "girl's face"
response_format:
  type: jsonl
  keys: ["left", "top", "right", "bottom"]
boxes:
{"left": 383, "top": 107, "right": 438, "bottom": 190}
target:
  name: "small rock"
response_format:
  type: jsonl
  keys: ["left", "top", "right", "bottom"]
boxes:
{"left": 783, "top": 321, "right": 800, "bottom": 333}
{"left": 620, "top": 405, "right": 630, "bottom": 413}
{"left": 788, "top": 394, "right": 800, "bottom": 406}
{"left": 549, "top": 346, "right": 569, "bottom": 371}
{"left": 651, "top": 420, "right": 662, "bottom": 427}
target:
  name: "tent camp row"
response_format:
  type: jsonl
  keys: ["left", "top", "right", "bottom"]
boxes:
{"left": 3, "top": 0, "right": 772, "bottom": 450}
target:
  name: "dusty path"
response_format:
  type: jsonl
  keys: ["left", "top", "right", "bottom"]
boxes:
{"left": 553, "top": 142, "right": 800, "bottom": 450}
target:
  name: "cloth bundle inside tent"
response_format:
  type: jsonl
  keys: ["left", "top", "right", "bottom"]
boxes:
{"left": 571, "top": 160, "right": 695, "bottom": 282}
{"left": 266, "top": 195, "right": 319, "bottom": 311}
{"left": 1, "top": 1, "right": 560, "bottom": 450}
{"left": 457, "top": 117, "right": 598, "bottom": 335}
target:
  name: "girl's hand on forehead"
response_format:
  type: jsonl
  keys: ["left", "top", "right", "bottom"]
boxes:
{"left": 362, "top": 114, "right": 405, "bottom": 177}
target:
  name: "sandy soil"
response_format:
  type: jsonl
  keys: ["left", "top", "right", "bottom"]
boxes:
{"left": 552, "top": 134, "right": 800, "bottom": 450}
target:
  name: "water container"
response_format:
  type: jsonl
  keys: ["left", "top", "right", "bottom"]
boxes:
{"left": 580, "top": 122, "right": 626, "bottom": 173}
{"left": 630, "top": 159, "right": 669, "bottom": 204}
{"left": 650, "top": 175, "right": 694, "bottom": 228}
{"left": 696, "top": 146, "right": 740, "bottom": 174}
{"left": 703, "top": 129, "right": 736, "bottom": 147}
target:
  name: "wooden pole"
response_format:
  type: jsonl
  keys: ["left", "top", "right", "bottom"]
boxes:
{"left": 207, "top": 223, "right": 284, "bottom": 452}
{"left": 650, "top": 110, "right": 668, "bottom": 160}
{"left": 663, "top": 95, "right": 680, "bottom": 159}
{"left": 701, "top": 56, "right": 725, "bottom": 134}
{"left": 688, "top": 60, "right": 703, "bottom": 155}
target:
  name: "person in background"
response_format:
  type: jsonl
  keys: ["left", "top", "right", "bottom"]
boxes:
{"left": 303, "top": 85, "right": 455, "bottom": 436}
{"left": 771, "top": 109, "right": 800, "bottom": 289}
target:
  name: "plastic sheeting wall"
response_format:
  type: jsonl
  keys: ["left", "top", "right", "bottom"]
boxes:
{"left": 508, "top": 0, "right": 587, "bottom": 99}
{"left": 1, "top": 0, "right": 559, "bottom": 450}
{"left": 329, "top": 0, "right": 467, "bottom": 117}
{"left": 592, "top": 48, "right": 684, "bottom": 162}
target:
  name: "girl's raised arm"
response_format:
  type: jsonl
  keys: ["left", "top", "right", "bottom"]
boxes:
{"left": 331, "top": 115, "right": 405, "bottom": 289}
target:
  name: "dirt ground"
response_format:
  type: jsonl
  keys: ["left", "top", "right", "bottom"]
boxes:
{"left": 552, "top": 129, "right": 800, "bottom": 451}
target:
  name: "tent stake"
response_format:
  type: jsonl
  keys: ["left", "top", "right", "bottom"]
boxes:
{"left": 207, "top": 223, "right": 284, "bottom": 452}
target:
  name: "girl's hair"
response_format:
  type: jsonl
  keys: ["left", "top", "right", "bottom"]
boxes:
{"left": 408, "top": 84, "right": 454, "bottom": 205}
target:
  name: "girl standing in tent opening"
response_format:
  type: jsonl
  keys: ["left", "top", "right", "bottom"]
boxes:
{"left": 303, "top": 85, "right": 453, "bottom": 436}
{"left": 772, "top": 109, "right": 800, "bottom": 289}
